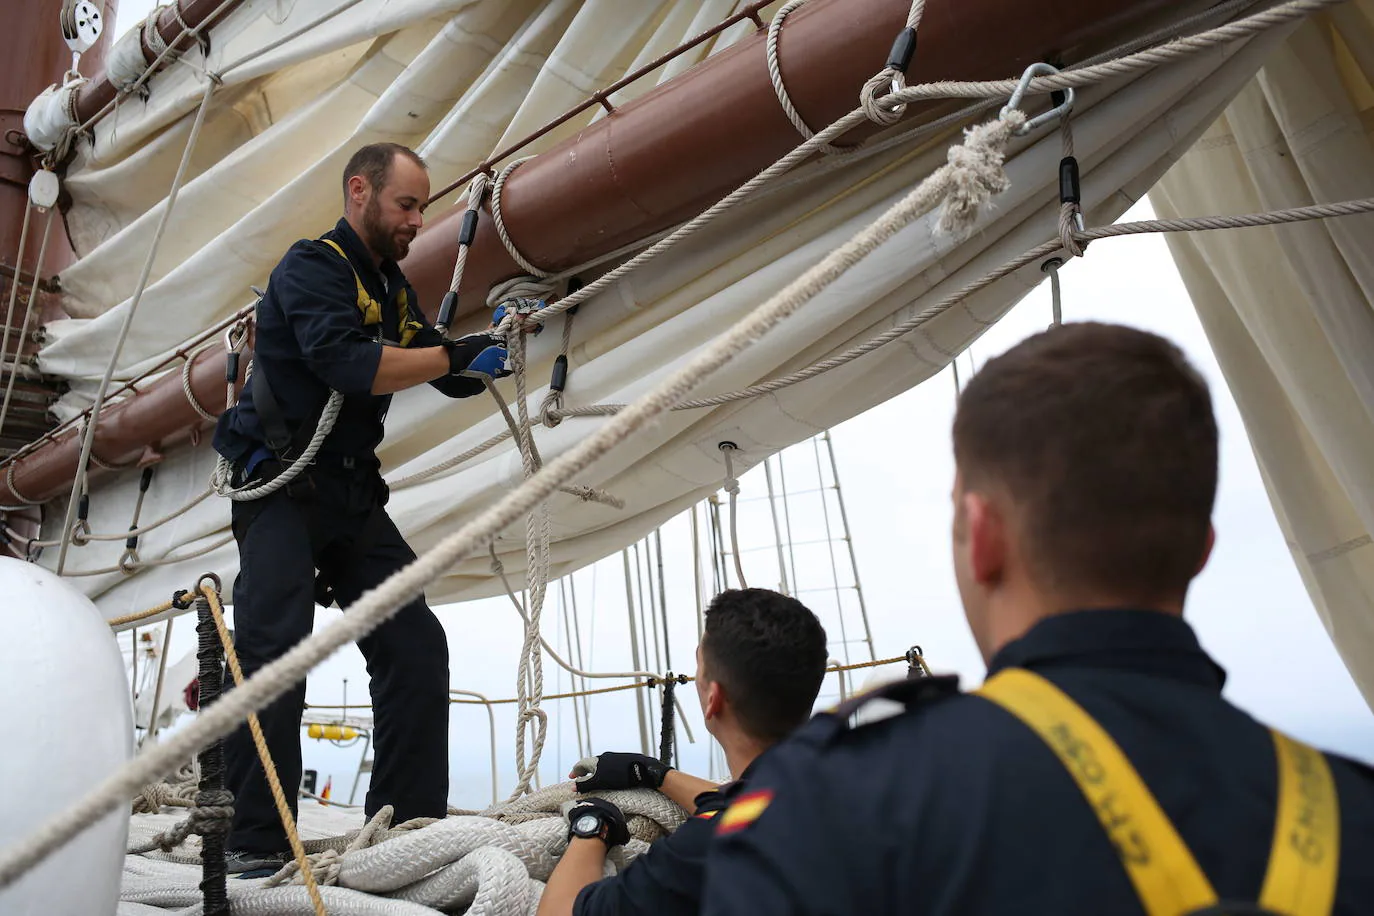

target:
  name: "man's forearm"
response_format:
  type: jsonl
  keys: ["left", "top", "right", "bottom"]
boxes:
{"left": 371, "top": 345, "right": 449, "bottom": 395}
{"left": 660, "top": 770, "right": 721, "bottom": 812}
{"left": 537, "top": 839, "right": 608, "bottom": 916}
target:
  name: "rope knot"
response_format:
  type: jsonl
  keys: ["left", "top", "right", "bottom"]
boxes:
{"left": 860, "top": 69, "right": 907, "bottom": 126}
{"left": 935, "top": 109, "right": 1024, "bottom": 236}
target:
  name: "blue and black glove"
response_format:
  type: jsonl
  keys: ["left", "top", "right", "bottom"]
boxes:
{"left": 442, "top": 332, "right": 510, "bottom": 381}
{"left": 570, "top": 751, "right": 672, "bottom": 793}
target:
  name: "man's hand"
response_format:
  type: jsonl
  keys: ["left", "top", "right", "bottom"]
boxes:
{"left": 442, "top": 332, "right": 510, "bottom": 381}
{"left": 565, "top": 797, "right": 630, "bottom": 848}
{"left": 570, "top": 752, "right": 672, "bottom": 792}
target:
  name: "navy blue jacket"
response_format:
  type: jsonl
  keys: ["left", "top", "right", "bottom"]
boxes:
{"left": 574, "top": 764, "right": 759, "bottom": 916}
{"left": 214, "top": 218, "right": 482, "bottom": 466}
{"left": 703, "top": 610, "right": 1374, "bottom": 915}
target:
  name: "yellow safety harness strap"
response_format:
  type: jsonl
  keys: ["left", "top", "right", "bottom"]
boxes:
{"left": 1259, "top": 731, "right": 1340, "bottom": 916}
{"left": 319, "top": 239, "right": 420, "bottom": 347}
{"left": 977, "top": 668, "right": 1218, "bottom": 916}
{"left": 977, "top": 668, "right": 1340, "bottom": 916}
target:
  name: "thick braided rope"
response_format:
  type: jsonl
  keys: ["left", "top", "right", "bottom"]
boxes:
{"left": 202, "top": 585, "right": 328, "bottom": 916}
{"left": 0, "top": 83, "right": 1001, "bottom": 890}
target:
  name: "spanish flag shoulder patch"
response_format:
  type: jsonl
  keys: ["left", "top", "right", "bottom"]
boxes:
{"left": 715, "top": 789, "right": 774, "bottom": 835}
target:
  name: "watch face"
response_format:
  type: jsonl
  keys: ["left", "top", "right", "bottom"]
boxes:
{"left": 573, "top": 813, "right": 602, "bottom": 837}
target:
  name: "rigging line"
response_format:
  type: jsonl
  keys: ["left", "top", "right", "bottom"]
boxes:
{"left": 450, "top": 689, "right": 500, "bottom": 805}
{"left": 635, "top": 541, "right": 660, "bottom": 748}
{"left": 61, "top": 532, "right": 234, "bottom": 579}
{"left": 568, "top": 572, "right": 594, "bottom": 755}
{"left": 823, "top": 429, "right": 876, "bottom": 662}
{"left": 0, "top": 200, "right": 34, "bottom": 439}
{"left": 489, "top": 543, "right": 658, "bottom": 681}
{"left": 55, "top": 77, "right": 218, "bottom": 575}
{"left": 655, "top": 528, "right": 672, "bottom": 673}
{"left": 0, "top": 210, "right": 56, "bottom": 441}
{"left": 557, "top": 579, "right": 585, "bottom": 762}
{"left": 622, "top": 549, "right": 653, "bottom": 758}
{"left": 640, "top": 539, "right": 664, "bottom": 684}
{"left": 140, "top": 618, "right": 174, "bottom": 747}
{"left": 690, "top": 505, "right": 706, "bottom": 646}
{"left": 811, "top": 435, "right": 853, "bottom": 667}
{"left": 552, "top": 195, "right": 1374, "bottom": 421}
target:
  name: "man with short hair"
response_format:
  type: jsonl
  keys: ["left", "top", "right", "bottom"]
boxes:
{"left": 703, "top": 322, "right": 1374, "bottom": 915}
{"left": 213, "top": 142, "right": 507, "bottom": 874}
{"left": 536, "top": 587, "right": 829, "bottom": 916}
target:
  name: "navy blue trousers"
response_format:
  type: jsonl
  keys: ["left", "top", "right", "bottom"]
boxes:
{"left": 223, "top": 465, "right": 449, "bottom": 853}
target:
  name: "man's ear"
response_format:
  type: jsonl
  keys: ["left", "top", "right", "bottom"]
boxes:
{"left": 1196, "top": 524, "right": 1216, "bottom": 575}
{"left": 965, "top": 491, "right": 1008, "bottom": 587}
{"left": 346, "top": 174, "right": 370, "bottom": 211}
{"left": 703, "top": 679, "right": 725, "bottom": 722}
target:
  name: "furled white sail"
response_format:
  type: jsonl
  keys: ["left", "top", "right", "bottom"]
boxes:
{"left": 1151, "top": 0, "right": 1374, "bottom": 705}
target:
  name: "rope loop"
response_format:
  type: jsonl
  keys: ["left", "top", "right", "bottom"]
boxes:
{"left": 69, "top": 518, "right": 91, "bottom": 546}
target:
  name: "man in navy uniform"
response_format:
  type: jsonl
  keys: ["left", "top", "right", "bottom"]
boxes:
{"left": 703, "top": 322, "right": 1374, "bottom": 915}
{"left": 213, "top": 142, "right": 507, "bottom": 874}
{"left": 535, "top": 588, "right": 828, "bottom": 916}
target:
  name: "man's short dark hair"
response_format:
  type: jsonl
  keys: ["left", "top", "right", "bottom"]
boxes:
{"left": 701, "top": 588, "right": 828, "bottom": 743}
{"left": 342, "top": 142, "right": 426, "bottom": 201}
{"left": 953, "top": 321, "right": 1218, "bottom": 604}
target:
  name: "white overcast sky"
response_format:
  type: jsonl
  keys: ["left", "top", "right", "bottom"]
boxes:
{"left": 114, "top": 2, "right": 1373, "bottom": 810}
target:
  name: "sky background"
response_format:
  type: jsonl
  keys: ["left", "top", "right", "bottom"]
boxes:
{"left": 112, "top": 2, "right": 1374, "bottom": 813}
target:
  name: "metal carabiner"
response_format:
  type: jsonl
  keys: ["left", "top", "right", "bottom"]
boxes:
{"left": 1000, "top": 62, "right": 1075, "bottom": 136}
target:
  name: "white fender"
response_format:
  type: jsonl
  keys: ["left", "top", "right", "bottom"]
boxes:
{"left": 0, "top": 557, "right": 132, "bottom": 915}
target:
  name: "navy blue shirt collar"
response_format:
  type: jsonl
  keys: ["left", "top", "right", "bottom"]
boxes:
{"left": 327, "top": 217, "right": 406, "bottom": 295}
{"left": 987, "top": 609, "right": 1227, "bottom": 691}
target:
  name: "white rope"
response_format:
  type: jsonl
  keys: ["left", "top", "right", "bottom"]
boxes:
{"left": 210, "top": 386, "right": 344, "bottom": 501}
{"left": 448, "top": 173, "right": 490, "bottom": 300}
{"left": 551, "top": 193, "right": 1374, "bottom": 420}
{"left": 719, "top": 445, "right": 749, "bottom": 589}
{"left": 767, "top": 0, "right": 851, "bottom": 155}
{"left": 53, "top": 76, "right": 218, "bottom": 576}
{"left": 859, "top": 0, "right": 927, "bottom": 126}
{"left": 181, "top": 346, "right": 219, "bottom": 423}
{"left": 877, "top": 0, "right": 1343, "bottom": 106}
{"left": 490, "top": 159, "right": 551, "bottom": 279}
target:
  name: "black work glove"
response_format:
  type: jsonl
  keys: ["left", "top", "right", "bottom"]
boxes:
{"left": 566, "top": 797, "right": 630, "bottom": 848}
{"left": 570, "top": 751, "right": 672, "bottom": 793}
{"left": 441, "top": 332, "right": 510, "bottom": 380}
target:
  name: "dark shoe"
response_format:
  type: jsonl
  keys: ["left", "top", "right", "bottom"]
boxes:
{"left": 224, "top": 849, "right": 288, "bottom": 878}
